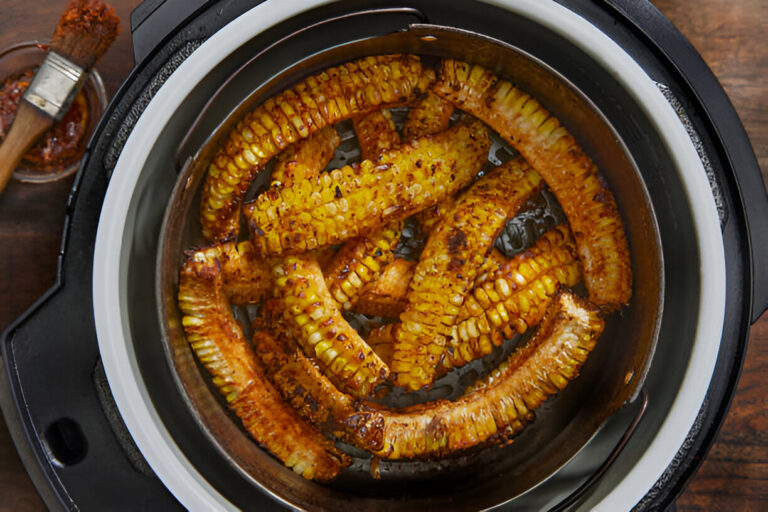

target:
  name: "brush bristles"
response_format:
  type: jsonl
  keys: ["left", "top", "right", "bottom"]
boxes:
{"left": 50, "top": 0, "right": 121, "bottom": 70}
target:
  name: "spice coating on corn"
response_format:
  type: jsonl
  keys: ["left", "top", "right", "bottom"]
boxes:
{"left": 433, "top": 59, "right": 632, "bottom": 310}
{"left": 325, "top": 221, "right": 404, "bottom": 310}
{"left": 272, "top": 255, "right": 390, "bottom": 398}
{"left": 270, "top": 126, "right": 341, "bottom": 187}
{"left": 392, "top": 158, "right": 544, "bottom": 391}
{"left": 345, "top": 291, "right": 604, "bottom": 459}
{"left": 201, "top": 54, "right": 429, "bottom": 242}
{"left": 324, "top": 108, "right": 405, "bottom": 310}
{"left": 355, "top": 258, "right": 416, "bottom": 318}
{"left": 354, "top": 108, "right": 401, "bottom": 161}
{"left": 445, "top": 225, "right": 582, "bottom": 370}
{"left": 177, "top": 257, "right": 348, "bottom": 481}
{"left": 244, "top": 121, "right": 491, "bottom": 257}
{"left": 185, "top": 240, "right": 271, "bottom": 305}
{"left": 403, "top": 91, "right": 454, "bottom": 141}
{"left": 252, "top": 327, "right": 357, "bottom": 435}
{"left": 404, "top": 90, "right": 456, "bottom": 234}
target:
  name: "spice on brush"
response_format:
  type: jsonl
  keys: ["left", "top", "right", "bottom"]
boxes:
{"left": 0, "top": 67, "right": 89, "bottom": 170}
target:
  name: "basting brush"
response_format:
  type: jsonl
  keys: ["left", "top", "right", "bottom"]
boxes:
{"left": 0, "top": 0, "right": 120, "bottom": 193}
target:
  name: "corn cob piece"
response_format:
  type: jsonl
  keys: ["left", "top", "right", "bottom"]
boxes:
{"left": 331, "top": 94, "right": 451, "bottom": 313}
{"left": 177, "top": 256, "right": 349, "bottom": 481}
{"left": 324, "top": 109, "right": 404, "bottom": 310}
{"left": 251, "top": 327, "right": 357, "bottom": 436}
{"left": 185, "top": 240, "right": 271, "bottom": 305}
{"left": 403, "top": 91, "right": 454, "bottom": 141}
{"left": 325, "top": 222, "right": 403, "bottom": 310}
{"left": 392, "top": 158, "right": 544, "bottom": 391}
{"left": 354, "top": 108, "right": 401, "bottom": 161}
{"left": 200, "top": 54, "right": 430, "bottom": 242}
{"left": 404, "top": 91, "right": 456, "bottom": 234}
{"left": 344, "top": 291, "right": 604, "bottom": 459}
{"left": 433, "top": 59, "right": 632, "bottom": 310}
{"left": 355, "top": 258, "right": 417, "bottom": 318}
{"left": 366, "top": 323, "right": 399, "bottom": 367}
{"left": 444, "top": 225, "right": 582, "bottom": 370}
{"left": 270, "top": 126, "right": 341, "bottom": 187}
{"left": 272, "top": 255, "right": 390, "bottom": 398}
{"left": 244, "top": 120, "right": 491, "bottom": 257}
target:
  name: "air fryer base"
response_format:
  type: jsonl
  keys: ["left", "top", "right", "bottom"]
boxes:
{"left": 0, "top": 0, "right": 761, "bottom": 510}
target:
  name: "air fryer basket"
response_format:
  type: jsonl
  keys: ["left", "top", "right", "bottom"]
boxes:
{"left": 155, "top": 12, "right": 662, "bottom": 511}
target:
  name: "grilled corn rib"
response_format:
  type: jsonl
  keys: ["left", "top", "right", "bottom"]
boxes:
{"left": 324, "top": 110, "right": 405, "bottom": 310}
{"left": 403, "top": 91, "right": 455, "bottom": 141}
{"left": 345, "top": 291, "right": 604, "bottom": 459}
{"left": 331, "top": 94, "right": 453, "bottom": 311}
{"left": 325, "top": 223, "right": 403, "bottom": 310}
{"left": 433, "top": 59, "right": 632, "bottom": 310}
{"left": 244, "top": 120, "right": 491, "bottom": 257}
{"left": 445, "top": 225, "right": 582, "bottom": 370}
{"left": 252, "top": 327, "right": 356, "bottom": 435}
{"left": 177, "top": 256, "right": 348, "bottom": 481}
{"left": 404, "top": 91, "right": 457, "bottom": 234}
{"left": 354, "top": 108, "right": 401, "bottom": 161}
{"left": 270, "top": 126, "right": 341, "bottom": 187}
{"left": 200, "top": 54, "right": 430, "bottom": 242}
{"left": 366, "top": 323, "right": 399, "bottom": 366}
{"left": 185, "top": 241, "right": 271, "bottom": 305}
{"left": 355, "top": 258, "right": 417, "bottom": 318}
{"left": 392, "top": 158, "right": 544, "bottom": 391}
{"left": 272, "top": 255, "right": 390, "bottom": 398}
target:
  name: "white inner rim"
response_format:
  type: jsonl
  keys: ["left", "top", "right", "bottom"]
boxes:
{"left": 92, "top": 0, "right": 726, "bottom": 509}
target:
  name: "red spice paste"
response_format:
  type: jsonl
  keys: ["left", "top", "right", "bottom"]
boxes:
{"left": 0, "top": 68, "right": 89, "bottom": 170}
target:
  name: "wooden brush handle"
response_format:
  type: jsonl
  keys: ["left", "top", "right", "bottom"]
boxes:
{"left": 0, "top": 102, "right": 54, "bottom": 194}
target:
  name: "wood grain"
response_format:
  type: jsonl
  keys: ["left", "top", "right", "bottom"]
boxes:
{"left": 0, "top": 0, "right": 764, "bottom": 510}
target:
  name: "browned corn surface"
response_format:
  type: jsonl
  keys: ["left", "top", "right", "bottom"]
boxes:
{"left": 325, "top": 221, "right": 403, "bottom": 310}
{"left": 354, "top": 109, "right": 401, "bottom": 161}
{"left": 323, "top": 108, "right": 404, "bottom": 310}
{"left": 403, "top": 91, "right": 454, "bottom": 141}
{"left": 185, "top": 241, "right": 271, "bottom": 305}
{"left": 392, "top": 158, "right": 544, "bottom": 391}
{"left": 270, "top": 126, "right": 341, "bottom": 187}
{"left": 200, "top": 54, "right": 428, "bottom": 242}
{"left": 177, "top": 257, "right": 348, "bottom": 481}
{"left": 272, "top": 255, "right": 390, "bottom": 398}
{"left": 416, "top": 195, "right": 455, "bottom": 235}
{"left": 355, "top": 258, "right": 416, "bottom": 318}
{"left": 404, "top": 91, "right": 456, "bottom": 233}
{"left": 433, "top": 59, "right": 632, "bottom": 310}
{"left": 366, "top": 323, "right": 399, "bottom": 367}
{"left": 244, "top": 121, "right": 491, "bottom": 257}
{"left": 445, "top": 225, "right": 582, "bottom": 369}
{"left": 252, "top": 328, "right": 356, "bottom": 436}
{"left": 344, "top": 291, "right": 604, "bottom": 459}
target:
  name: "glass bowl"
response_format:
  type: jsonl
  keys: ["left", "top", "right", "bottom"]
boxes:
{"left": 0, "top": 41, "right": 107, "bottom": 183}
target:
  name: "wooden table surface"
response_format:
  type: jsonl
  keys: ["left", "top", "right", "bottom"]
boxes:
{"left": 0, "top": 0, "right": 765, "bottom": 510}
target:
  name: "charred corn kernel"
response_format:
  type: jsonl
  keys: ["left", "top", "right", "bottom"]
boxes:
{"left": 184, "top": 241, "right": 271, "bottom": 305}
{"left": 270, "top": 126, "right": 341, "bottom": 187}
{"left": 403, "top": 91, "right": 454, "bottom": 140}
{"left": 272, "top": 255, "right": 388, "bottom": 398}
{"left": 201, "top": 54, "right": 429, "bottom": 242}
{"left": 178, "top": 255, "right": 348, "bottom": 481}
{"left": 354, "top": 108, "right": 401, "bottom": 161}
{"left": 355, "top": 258, "right": 416, "bottom": 318}
{"left": 246, "top": 122, "right": 489, "bottom": 256}
{"left": 392, "top": 158, "right": 543, "bottom": 391}
{"left": 444, "top": 225, "right": 582, "bottom": 370}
